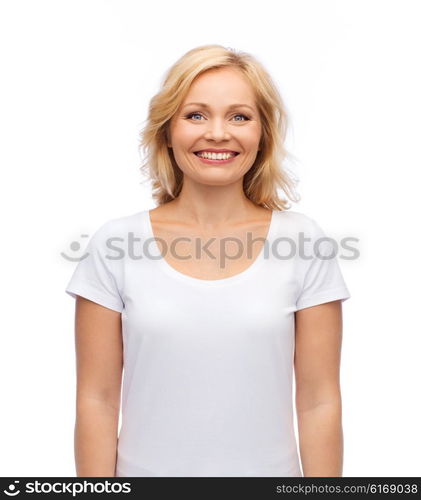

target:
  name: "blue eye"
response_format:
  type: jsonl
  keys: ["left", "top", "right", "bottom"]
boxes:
{"left": 187, "top": 112, "right": 203, "bottom": 120}
{"left": 233, "top": 114, "right": 249, "bottom": 121}
{"left": 185, "top": 112, "right": 250, "bottom": 122}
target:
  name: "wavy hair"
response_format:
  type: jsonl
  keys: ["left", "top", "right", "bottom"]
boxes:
{"left": 138, "top": 44, "right": 300, "bottom": 210}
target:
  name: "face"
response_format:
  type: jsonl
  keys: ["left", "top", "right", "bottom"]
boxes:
{"left": 167, "top": 67, "right": 262, "bottom": 185}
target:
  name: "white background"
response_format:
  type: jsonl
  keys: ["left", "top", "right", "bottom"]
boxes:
{"left": 1, "top": 0, "right": 420, "bottom": 477}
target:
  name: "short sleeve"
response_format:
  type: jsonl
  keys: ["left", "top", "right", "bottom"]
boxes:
{"left": 295, "top": 218, "right": 351, "bottom": 311}
{"left": 65, "top": 223, "right": 124, "bottom": 313}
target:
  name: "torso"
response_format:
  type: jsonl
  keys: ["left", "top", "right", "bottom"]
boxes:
{"left": 149, "top": 204, "right": 273, "bottom": 281}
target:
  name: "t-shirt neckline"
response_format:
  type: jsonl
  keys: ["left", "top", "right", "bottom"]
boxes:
{"left": 144, "top": 209, "right": 278, "bottom": 287}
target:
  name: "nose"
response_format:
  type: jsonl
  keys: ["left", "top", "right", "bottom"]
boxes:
{"left": 203, "top": 118, "right": 231, "bottom": 142}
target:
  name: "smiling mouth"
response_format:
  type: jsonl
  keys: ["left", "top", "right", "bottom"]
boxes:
{"left": 193, "top": 151, "right": 240, "bottom": 165}
{"left": 194, "top": 151, "right": 240, "bottom": 159}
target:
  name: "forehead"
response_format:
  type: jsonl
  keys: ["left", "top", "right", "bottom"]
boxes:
{"left": 182, "top": 67, "right": 256, "bottom": 106}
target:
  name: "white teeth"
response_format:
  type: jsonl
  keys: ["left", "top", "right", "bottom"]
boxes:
{"left": 196, "top": 151, "right": 237, "bottom": 160}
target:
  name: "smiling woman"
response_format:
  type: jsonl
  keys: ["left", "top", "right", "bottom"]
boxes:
{"left": 65, "top": 44, "right": 351, "bottom": 478}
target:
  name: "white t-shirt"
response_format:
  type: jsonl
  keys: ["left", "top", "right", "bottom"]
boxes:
{"left": 65, "top": 209, "right": 351, "bottom": 477}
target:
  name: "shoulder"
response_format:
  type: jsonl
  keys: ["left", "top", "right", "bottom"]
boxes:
{"left": 89, "top": 210, "right": 146, "bottom": 242}
{"left": 82, "top": 210, "right": 147, "bottom": 265}
{"left": 274, "top": 210, "right": 334, "bottom": 259}
{"left": 275, "top": 209, "right": 321, "bottom": 235}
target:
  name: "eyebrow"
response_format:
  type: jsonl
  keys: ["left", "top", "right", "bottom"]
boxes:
{"left": 182, "top": 102, "right": 255, "bottom": 111}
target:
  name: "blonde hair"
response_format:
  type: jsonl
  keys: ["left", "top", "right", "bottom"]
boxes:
{"left": 138, "top": 44, "right": 301, "bottom": 210}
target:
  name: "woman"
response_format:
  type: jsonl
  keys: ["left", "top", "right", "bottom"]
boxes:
{"left": 65, "top": 44, "right": 351, "bottom": 477}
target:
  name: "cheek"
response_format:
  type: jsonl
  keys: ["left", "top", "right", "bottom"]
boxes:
{"left": 171, "top": 123, "right": 199, "bottom": 147}
{"left": 240, "top": 128, "right": 262, "bottom": 150}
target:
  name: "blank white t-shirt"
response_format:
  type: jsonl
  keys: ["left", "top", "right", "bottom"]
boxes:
{"left": 65, "top": 209, "right": 351, "bottom": 477}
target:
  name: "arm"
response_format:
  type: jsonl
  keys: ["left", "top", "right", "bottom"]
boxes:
{"left": 294, "top": 299, "right": 344, "bottom": 477}
{"left": 74, "top": 296, "right": 123, "bottom": 477}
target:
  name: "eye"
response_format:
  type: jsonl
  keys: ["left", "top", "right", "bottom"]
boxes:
{"left": 232, "top": 114, "right": 250, "bottom": 122}
{"left": 185, "top": 112, "right": 204, "bottom": 121}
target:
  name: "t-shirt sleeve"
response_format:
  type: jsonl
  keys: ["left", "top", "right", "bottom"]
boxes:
{"left": 65, "top": 223, "right": 124, "bottom": 313}
{"left": 295, "top": 218, "right": 351, "bottom": 311}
